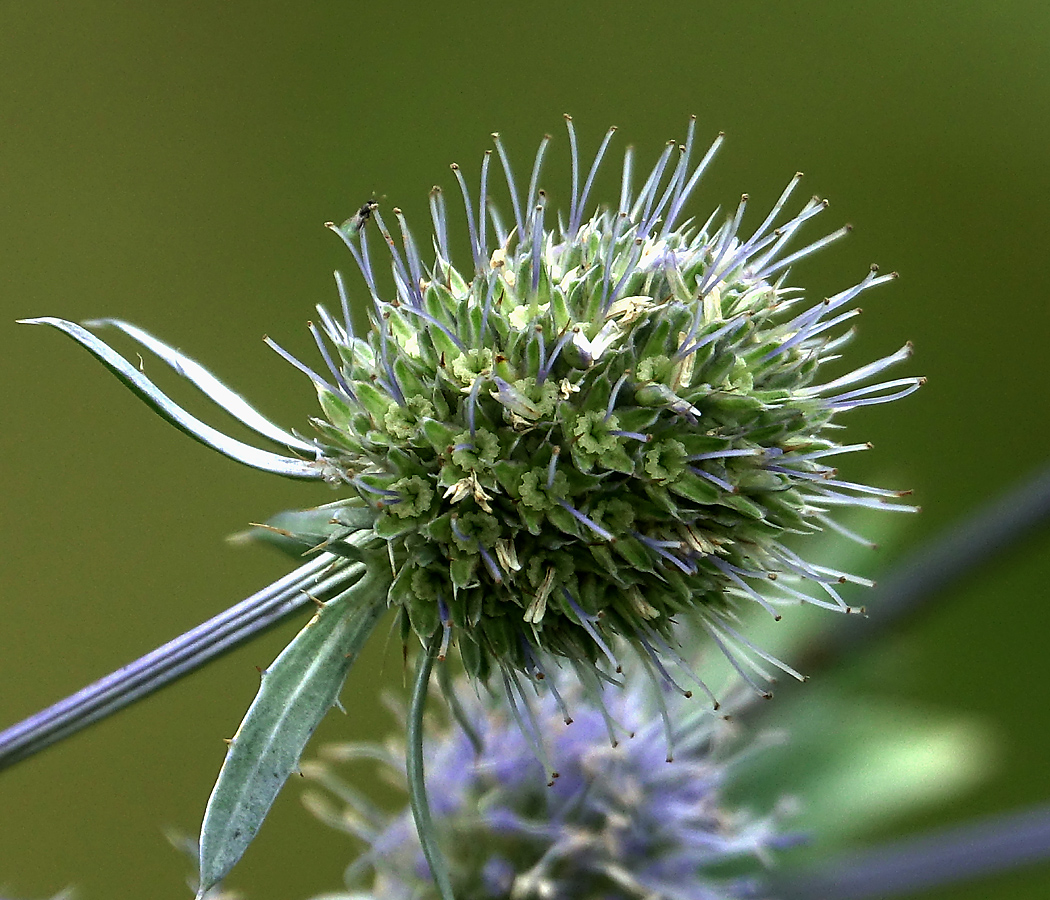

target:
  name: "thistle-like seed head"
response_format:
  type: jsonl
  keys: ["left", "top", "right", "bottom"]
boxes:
{"left": 284, "top": 117, "right": 920, "bottom": 690}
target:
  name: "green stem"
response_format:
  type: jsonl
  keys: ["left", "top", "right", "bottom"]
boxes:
{"left": 406, "top": 630, "right": 456, "bottom": 900}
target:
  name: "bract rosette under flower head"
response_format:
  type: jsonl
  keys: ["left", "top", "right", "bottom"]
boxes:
{"left": 20, "top": 116, "right": 921, "bottom": 895}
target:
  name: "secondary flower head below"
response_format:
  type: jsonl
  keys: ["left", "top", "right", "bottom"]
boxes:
{"left": 303, "top": 662, "right": 791, "bottom": 900}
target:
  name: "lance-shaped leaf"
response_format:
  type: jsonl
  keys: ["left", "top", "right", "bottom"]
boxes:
{"left": 19, "top": 317, "right": 323, "bottom": 480}
{"left": 197, "top": 564, "right": 389, "bottom": 896}
{"left": 86, "top": 317, "right": 318, "bottom": 453}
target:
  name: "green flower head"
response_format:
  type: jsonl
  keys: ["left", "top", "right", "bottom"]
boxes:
{"left": 28, "top": 117, "right": 922, "bottom": 697}
{"left": 306, "top": 117, "right": 921, "bottom": 688}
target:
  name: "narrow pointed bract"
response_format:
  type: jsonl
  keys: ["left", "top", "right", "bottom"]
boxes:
{"left": 18, "top": 317, "right": 324, "bottom": 479}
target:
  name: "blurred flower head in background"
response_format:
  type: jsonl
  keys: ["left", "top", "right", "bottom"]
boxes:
{"left": 304, "top": 655, "right": 790, "bottom": 900}
{"left": 296, "top": 606, "right": 992, "bottom": 900}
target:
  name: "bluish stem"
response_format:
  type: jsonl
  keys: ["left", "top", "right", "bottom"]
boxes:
{"left": 772, "top": 802, "right": 1050, "bottom": 900}
{"left": 406, "top": 630, "right": 455, "bottom": 900}
{"left": 0, "top": 551, "right": 363, "bottom": 771}
{"left": 806, "top": 460, "right": 1050, "bottom": 667}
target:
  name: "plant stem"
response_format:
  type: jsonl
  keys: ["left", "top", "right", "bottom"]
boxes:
{"left": 773, "top": 802, "right": 1050, "bottom": 899}
{"left": 0, "top": 552, "right": 361, "bottom": 771}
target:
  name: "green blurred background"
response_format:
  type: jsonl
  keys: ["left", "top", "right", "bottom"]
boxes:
{"left": 2, "top": 2, "right": 1049, "bottom": 897}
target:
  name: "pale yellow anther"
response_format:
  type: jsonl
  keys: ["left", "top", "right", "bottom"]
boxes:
{"left": 558, "top": 378, "right": 580, "bottom": 400}
{"left": 702, "top": 285, "right": 723, "bottom": 324}
{"left": 671, "top": 331, "right": 695, "bottom": 390}
{"left": 472, "top": 473, "right": 494, "bottom": 513}
{"left": 523, "top": 566, "right": 556, "bottom": 624}
{"left": 443, "top": 479, "right": 472, "bottom": 505}
{"left": 606, "top": 295, "right": 655, "bottom": 325}
{"left": 445, "top": 471, "right": 494, "bottom": 512}
{"left": 495, "top": 538, "right": 521, "bottom": 572}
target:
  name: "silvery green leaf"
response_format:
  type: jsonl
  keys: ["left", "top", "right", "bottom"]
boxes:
{"left": 197, "top": 566, "right": 388, "bottom": 896}
{"left": 20, "top": 317, "right": 322, "bottom": 480}
{"left": 87, "top": 317, "right": 317, "bottom": 453}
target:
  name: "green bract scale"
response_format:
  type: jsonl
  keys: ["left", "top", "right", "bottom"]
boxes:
{"left": 301, "top": 117, "right": 920, "bottom": 689}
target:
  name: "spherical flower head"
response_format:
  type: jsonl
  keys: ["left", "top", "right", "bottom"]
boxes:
{"left": 304, "top": 664, "right": 790, "bottom": 900}
{"left": 288, "top": 116, "right": 920, "bottom": 692}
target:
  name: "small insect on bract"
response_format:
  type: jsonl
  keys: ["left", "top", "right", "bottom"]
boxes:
{"left": 339, "top": 200, "right": 379, "bottom": 238}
